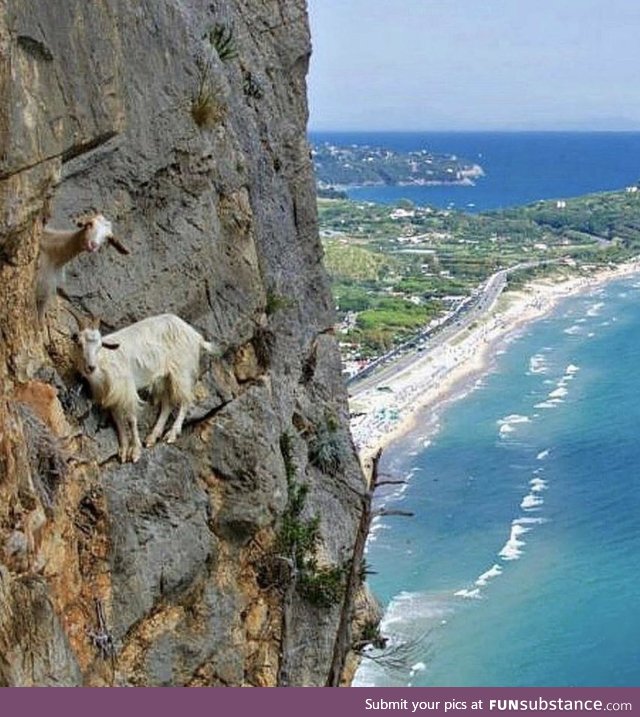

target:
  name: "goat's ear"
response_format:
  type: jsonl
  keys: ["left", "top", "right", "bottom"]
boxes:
{"left": 101, "top": 341, "right": 120, "bottom": 351}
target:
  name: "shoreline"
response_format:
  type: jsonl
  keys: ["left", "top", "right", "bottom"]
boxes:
{"left": 322, "top": 178, "right": 477, "bottom": 192}
{"left": 349, "top": 260, "right": 640, "bottom": 475}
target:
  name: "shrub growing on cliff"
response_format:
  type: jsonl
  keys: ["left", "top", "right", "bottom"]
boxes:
{"left": 298, "top": 561, "right": 347, "bottom": 608}
{"left": 259, "top": 433, "right": 347, "bottom": 608}
{"left": 356, "top": 619, "right": 387, "bottom": 652}
{"left": 279, "top": 432, "right": 296, "bottom": 482}
{"left": 266, "top": 290, "right": 295, "bottom": 315}
{"left": 191, "top": 90, "right": 225, "bottom": 128}
{"left": 308, "top": 414, "right": 347, "bottom": 476}
{"left": 191, "top": 20, "right": 235, "bottom": 130}
{"left": 276, "top": 434, "right": 319, "bottom": 565}
{"left": 207, "top": 23, "right": 238, "bottom": 62}
{"left": 191, "top": 63, "right": 226, "bottom": 128}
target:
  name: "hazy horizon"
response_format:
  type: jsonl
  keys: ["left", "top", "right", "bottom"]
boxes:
{"left": 309, "top": 128, "right": 640, "bottom": 134}
{"left": 308, "top": 0, "right": 640, "bottom": 133}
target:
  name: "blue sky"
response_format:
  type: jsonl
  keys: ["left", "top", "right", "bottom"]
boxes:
{"left": 307, "top": 0, "right": 640, "bottom": 131}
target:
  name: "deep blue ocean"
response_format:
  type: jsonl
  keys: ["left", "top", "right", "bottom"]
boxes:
{"left": 310, "top": 131, "right": 640, "bottom": 212}
{"left": 354, "top": 278, "right": 640, "bottom": 687}
{"left": 318, "top": 132, "right": 640, "bottom": 687}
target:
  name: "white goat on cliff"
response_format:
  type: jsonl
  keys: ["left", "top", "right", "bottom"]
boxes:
{"left": 37, "top": 213, "right": 129, "bottom": 322}
{"left": 71, "top": 312, "right": 215, "bottom": 463}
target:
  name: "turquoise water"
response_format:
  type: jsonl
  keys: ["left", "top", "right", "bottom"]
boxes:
{"left": 310, "top": 131, "right": 640, "bottom": 212}
{"left": 355, "top": 277, "right": 640, "bottom": 687}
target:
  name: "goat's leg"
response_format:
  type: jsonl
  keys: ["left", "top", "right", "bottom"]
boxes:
{"left": 127, "top": 414, "right": 143, "bottom": 463}
{"left": 165, "top": 402, "right": 188, "bottom": 443}
{"left": 146, "top": 396, "right": 172, "bottom": 448}
{"left": 113, "top": 410, "right": 130, "bottom": 463}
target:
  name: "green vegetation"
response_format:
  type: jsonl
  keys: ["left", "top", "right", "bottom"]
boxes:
{"left": 357, "top": 619, "right": 387, "bottom": 651}
{"left": 191, "top": 22, "right": 238, "bottom": 127}
{"left": 191, "top": 56, "right": 226, "bottom": 128}
{"left": 317, "top": 187, "right": 349, "bottom": 200}
{"left": 298, "top": 563, "right": 347, "bottom": 608}
{"left": 307, "top": 414, "right": 348, "bottom": 476}
{"left": 323, "top": 241, "right": 391, "bottom": 282}
{"left": 312, "top": 143, "right": 483, "bottom": 187}
{"left": 207, "top": 23, "right": 238, "bottom": 62}
{"left": 266, "top": 433, "right": 347, "bottom": 609}
{"left": 266, "top": 290, "right": 295, "bottom": 315}
{"left": 319, "top": 189, "right": 640, "bottom": 363}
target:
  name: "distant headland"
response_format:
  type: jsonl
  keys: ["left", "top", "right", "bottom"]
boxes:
{"left": 311, "top": 141, "right": 484, "bottom": 190}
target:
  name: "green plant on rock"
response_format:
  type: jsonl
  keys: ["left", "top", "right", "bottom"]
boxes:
{"left": 279, "top": 432, "right": 296, "bottom": 482}
{"left": 191, "top": 88, "right": 225, "bottom": 128}
{"left": 191, "top": 61, "right": 226, "bottom": 128}
{"left": 357, "top": 619, "right": 387, "bottom": 651}
{"left": 298, "top": 561, "right": 347, "bottom": 608}
{"left": 268, "top": 432, "right": 347, "bottom": 608}
{"left": 358, "top": 558, "right": 373, "bottom": 582}
{"left": 207, "top": 23, "right": 238, "bottom": 62}
{"left": 266, "top": 290, "right": 296, "bottom": 316}
{"left": 275, "top": 444, "right": 318, "bottom": 566}
{"left": 308, "top": 413, "right": 347, "bottom": 476}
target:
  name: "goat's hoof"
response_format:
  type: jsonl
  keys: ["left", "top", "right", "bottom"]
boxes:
{"left": 130, "top": 449, "right": 142, "bottom": 463}
{"left": 118, "top": 452, "right": 128, "bottom": 464}
{"left": 165, "top": 434, "right": 177, "bottom": 444}
{"left": 145, "top": 437, "right": 157, "bottom": 448}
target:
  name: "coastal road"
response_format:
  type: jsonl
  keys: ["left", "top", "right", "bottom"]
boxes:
{"left": 348, "top": 261, "right": 543, "bottom": 399}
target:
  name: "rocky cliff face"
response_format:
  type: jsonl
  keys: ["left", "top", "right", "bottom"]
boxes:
{"left": 0, "top": 0, "right": 368, "bottom": 686}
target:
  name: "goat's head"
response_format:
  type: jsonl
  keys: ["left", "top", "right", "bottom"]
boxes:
{"left": 68, "top": 312, "right": 120, "bottom": 377}
{"left": 76, "top": 214, "right": 130, "bottom": 256}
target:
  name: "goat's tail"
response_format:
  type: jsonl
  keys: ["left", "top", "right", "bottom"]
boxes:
{"left": 202, "top": 340, "right": 216, "bottom": 355}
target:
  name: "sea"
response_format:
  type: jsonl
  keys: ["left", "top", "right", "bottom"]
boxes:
{"left": 310, "top": 132, "right": 640, "bottom": 687}
{"left": 355, "top": 276, "right": 640, "bottom": 687}
{"left": 309, "top": 131, "right": 640, "bottom": 212}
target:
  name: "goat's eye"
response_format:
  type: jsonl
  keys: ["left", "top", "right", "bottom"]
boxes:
{"left": 71, "top": 332, "right": 79, "bottom": 343}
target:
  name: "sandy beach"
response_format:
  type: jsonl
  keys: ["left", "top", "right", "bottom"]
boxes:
{"left": 349, "top": 260, "right": 640, "bottom": 474}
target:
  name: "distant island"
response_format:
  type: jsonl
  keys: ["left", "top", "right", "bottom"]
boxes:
{"left": 312, "top": 142, "right": 485, "bottom": 189}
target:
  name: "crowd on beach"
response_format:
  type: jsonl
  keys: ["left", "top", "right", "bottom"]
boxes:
{"left": 349, "top": 261, "right": 640, "bottom": 468}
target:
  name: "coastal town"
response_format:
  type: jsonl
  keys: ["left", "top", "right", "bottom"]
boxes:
{"left": 316, "top": 184, "right": 640, "bottom": 463}
{"left": 319, "top": 188, "right": 640, "bottom": 379}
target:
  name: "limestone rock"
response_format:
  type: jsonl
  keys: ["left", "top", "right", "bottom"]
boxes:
{"left": 0, "top": 0, "right": 366, "bottom": 686}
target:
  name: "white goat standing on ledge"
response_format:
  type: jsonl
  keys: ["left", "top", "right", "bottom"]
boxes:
{"left": 71, "top": 313, "right": 215, "bottom": 463}
{"left": 37, "top": 213, "right": 129, "bottom": 323}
